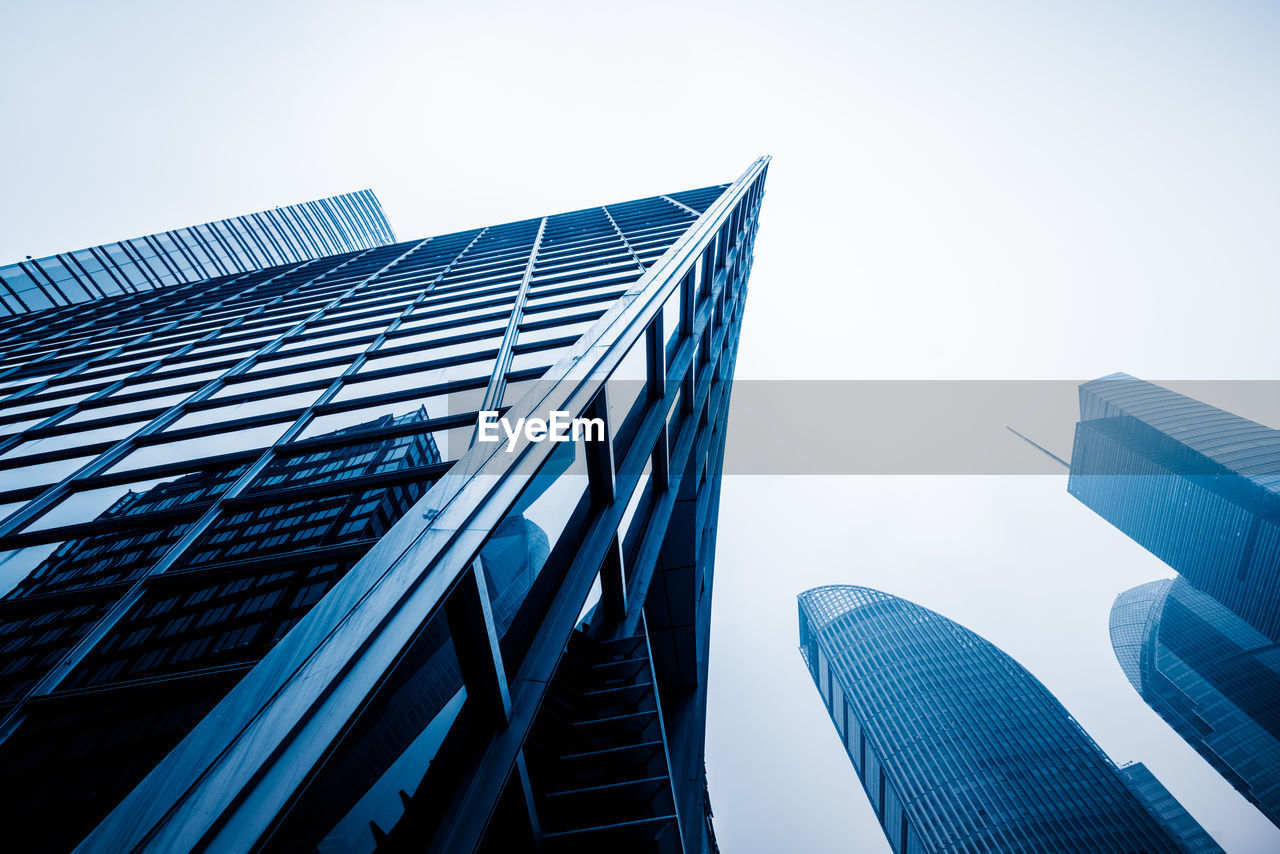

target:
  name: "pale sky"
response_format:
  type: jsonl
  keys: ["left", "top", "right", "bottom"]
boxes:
{"left": 3, "top": 1, "right": 1279, "bottom": 851}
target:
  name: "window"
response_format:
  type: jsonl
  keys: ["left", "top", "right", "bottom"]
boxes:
{"left": 165, "top": 389, "right": 324, "bottom": 432}
{"left": 107, "top": 422, "right": 292, "bottom": 473}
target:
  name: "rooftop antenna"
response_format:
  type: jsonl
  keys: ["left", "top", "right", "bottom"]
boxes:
{"left": 1006, "top": 426, "right": 1070, "bottom": 470}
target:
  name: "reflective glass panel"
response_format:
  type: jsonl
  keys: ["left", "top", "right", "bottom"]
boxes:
{"left": 164, "top": 389, "right": 323, "bottom": 432}
{"left": 107, "top": 422, "right": 291, "bottom": 473}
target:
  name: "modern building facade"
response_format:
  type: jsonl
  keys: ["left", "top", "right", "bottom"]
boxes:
{"left": 0, "top": 190, "right": 395, "bottom": 316}
{"left": 0, "top": 157, "right": 768, "bottom": 853}
{"left": 1068, "top": 373, "right": 1280, "bottom": 643}
{"left": 1111, "top": 577, "right": 1280, "bottom": 829}
{"left": 798, "top": 584, "right": 1192, "bottom": 853}
{"left": 1118, "top": 762, "right": 1224, "bottom": 854}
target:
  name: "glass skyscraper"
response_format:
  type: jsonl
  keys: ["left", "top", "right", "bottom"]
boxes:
{"left": 798, "top": 584, "right": 1195, "bottom": 853}
{"left": 1111, "top": 577, "right": 1280, "bottom": 829}
{"left": 0, "top": 189, "right": 395, "bottom": 316}
{"left": 0, "top": 157, "right": 767, "bottom": 853}
{"left": 1118, "top": 762, "right": 1224, "bottom": 854}
{"left": 1068, "top": 372, "right": 1280, "bottom": 643}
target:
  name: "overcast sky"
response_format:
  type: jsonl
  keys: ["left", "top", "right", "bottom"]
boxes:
{"left": 4, "top": 1, "right": 1279, "bottom": 851}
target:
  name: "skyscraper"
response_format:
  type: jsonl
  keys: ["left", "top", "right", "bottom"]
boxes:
{"left": 0, "top": 156, "right": 767, "bottom": 853}
{"left": 1118, "top": 763, "right": 1224, "bottom": 854}
{"left": 798, "top": 584, "right": 1192, "bottom": 853}
{"left": 1068, "top": 372, "right": 1280, "bottom": 642}
{"left": 1111, "top": 577, "right": 1280, "bottom": 829}
{"left": 0, "top": 189, "right": 395, "bottom": 316}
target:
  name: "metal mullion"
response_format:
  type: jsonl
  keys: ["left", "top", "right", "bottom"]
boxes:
{"left": 479, "top": 217, "right": 547, "bottom": 414}
{"left": 140, "top": 235, "right": 184, "bottom": 282}
{"left": 250, "top": 212, "right": 291, "bottom": 265}
{"left": 234, "top": 215, "right": 274, "bottom": 267}
{"left": 170, "top": 229, "right": 218, "bottom": 280}
{"left": 164, "top": 232, "right": 212, "bottom": 283}
{"left": 600, "top": 207, "right": 649, "bottom": 273}
{"left": 187, "top": 227, "right": 232, "bottom": 277}
{"left": 118, "top": 239, "right": 166, "bottom": 290}
{"left": 0, "top": 240, "right": 427, "bottom": 720}
{"left": 269, "top": 208, "right": 310, "bottom": 262}
{"left": 62, "top": 253, "right": 110, "bottom": 300}
{"left": 217, "top": 220, "right": 262, "bottom": 271}
{"left": 285, "top": 204, "right": 326, "bottom": 256}
{"left": 634, "top": 611, "right": 687, "bottom": 837}
{"left": 202, "top": 223, "right": 244, "bottom": 273}
{"left": 227, "top": 217, "right": 267, "bottom": 269}
{"left": 333, "top": 195, "right": 370, "bottom": 249}
{"left": 659, "top": 195, "right": 703, "bottom": 216}
{"left": 306, "top": 201, "right": 346, "bottom": 256}
{"left": 300, "top": 203, "right": 339, "bottom": 255}
{"left": 351, "top": 191, "right": 393, "bottom": 244}
{"left": 446, "top": 560, "right": 512, "bottom": 727}
{"left": 23, "top": 259, "right": 72, "bottom": 308}
{"left": 96, "top": 243, "right": 147, "bottom": 292}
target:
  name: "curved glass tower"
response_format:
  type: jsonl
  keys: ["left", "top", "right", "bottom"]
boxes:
{"left": 1111, "top": 577, "right": 1280, "bottom": 829}
{"left": 798, "top": 585, "right": 1191, "bottom": 854}
{"left": 1068, "top": 373, "right": 1280, "bottom": 643}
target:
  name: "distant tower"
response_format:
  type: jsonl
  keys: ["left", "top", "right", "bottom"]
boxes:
{"left": 1111, "top": 578, "right": 1280, "bottom": 829}
{"left": 1118, "top": 762, "right": 1223, "bottom": 854}
{"left": 798, "top": 585, "right": 1194, "bottom": 853}
{"left": 1068, "top": 372, "right": 1280, "bottom": 642}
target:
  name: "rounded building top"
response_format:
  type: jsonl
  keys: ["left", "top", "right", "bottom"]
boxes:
{"left": 1109, "top": 579, "right": 1173, "bottom": 693}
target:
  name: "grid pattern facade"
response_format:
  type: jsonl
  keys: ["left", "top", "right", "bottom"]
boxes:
{"left": 0, "top": 160, "right": 766, "bottom": 853}
{"left": 1068, "top": 373, "right": 1280, "bottom": 642}
{"left": 798, "top": 585, "right": 1182, "bottom": 854}
{"left": 0, "top": 190, "right": 395, "bottom": 316}
{"left": 1111, "top": 578, "right": 1280, "bottom": 829}
{"left": 1118, "top": 763, "right": 1223, "bottom": 854}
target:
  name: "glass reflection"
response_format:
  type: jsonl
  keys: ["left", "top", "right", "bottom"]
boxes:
{"left": 480, "top": 438, "right": 589, "bottom": 646}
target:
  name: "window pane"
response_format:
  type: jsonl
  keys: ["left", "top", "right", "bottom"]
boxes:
{"left": 0, "top": 542, "right": 62, "bottom": 598}
{"left": 662, "top": 286, "right": 683, "bottom": 357}
{"left": 1, "top": 391, "right": 93, "bottom": 418}
{"left": 64, "top": 390, "right": 192, "bottom": 424}
{"left": 211, "top": 364, "right": 346, "bottom": 398}
{"left": 107, "top": 422, "right": 291, "bottom": 473}
{"left": 605, "top": 338, "right": 648, "bottom": 460}
{"left": 359, "top": 337, "right": 502, "bottom": 373}
{"left": 0, "top": 455, "right": 96, "bottom": 492}
{"left": 481, "top": 438, "right": 589, "bottom": 644}
{"left": 23, "top": 467, "right": 244, "bottom": 532}
{"left": 517, "top": 318, "right": 595, "bottom": 347}
{"left": 0, "top": 421, "right": 147, "bottom": 460}
{"left": 508, "top": 346, "right": 571, "bottom": 376}
{"left": 164, "top": 389, "right": 323, "bottom": 432}
{"left": 332, "top": 361, "right": 493, "bottom": 404}
{"left": 381, "top": 318, "right": 508, "bottom": 350}
{"left": 118, "top": 368, "right": 226, "bottom": 397}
